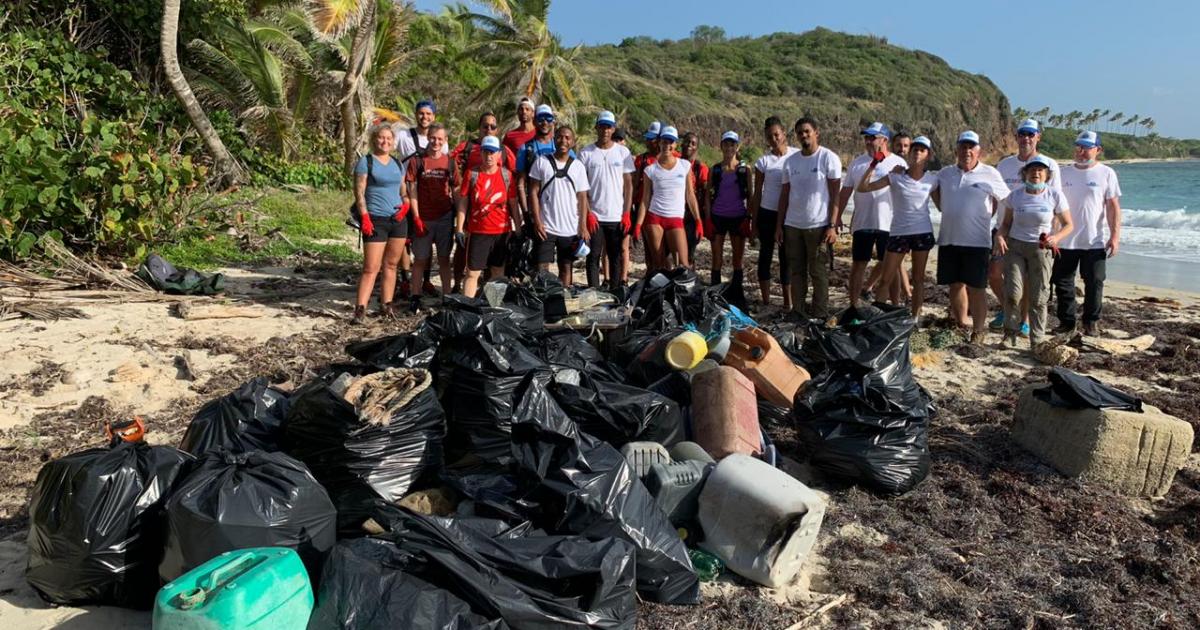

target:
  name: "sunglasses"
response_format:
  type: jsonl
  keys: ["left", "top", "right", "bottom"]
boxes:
{"left": 1017, "top": 131, "right": 1037, "bottom": 138}
{"left": 480, "top": 123, "right": 497, "bottom": 130}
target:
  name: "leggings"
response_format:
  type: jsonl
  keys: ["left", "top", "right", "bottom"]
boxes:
{"left": 755, "top": 208, "right": 789, "bottom": 285}
{"left": 586, "top": 221, "right": 626, "bottom": 288}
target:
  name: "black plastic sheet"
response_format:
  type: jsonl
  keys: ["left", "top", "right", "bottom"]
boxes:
{"left": 345, "top": 333, "right": 439, "bottom": 370}
{"left": 551, "top": 374, "right": 684, "bottom": 447}
{"left": 529, "top": 271, "right": 568, "bottom": 324}
{"left": 159, "top": 449, "right": 337, "bottom": 581}
{"left": 794, "top": 304, "right": 934, "bottom": 495}
{"left": 1034, "top": 367, "right": 1144, "bottom": 411}
{"left": 537, "top": 329, "right": 626, "bottom": 383}
{"left": 285, "top": 367, "right": 446, "bottom": 532}
{"left": 179, "top": 377, "right": 289, "bottom": 456}
{"left": 26, "top": 441, "right": 193, "bottom": 608}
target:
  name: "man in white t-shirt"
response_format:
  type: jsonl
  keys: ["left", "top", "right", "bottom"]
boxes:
{"left": 932, "top": 130, "right": 1011, "bottom": 344}
{"left": 839, "top": 122, "right": 907, "bottom": 307}
{"left": 530, "top": 125, "right": 591, "bottom": 288}
{"left": 1051, "top": 130, "right": 1122, "bottom": 335}
{"left": 776, "top": 116, "right": 842, "bottom": 319}
{"left": 395, "top": 99, "right": 450, "bottom": 160}
{"left": 579, "top": 110, "right": 634, "bottom": 291}
{"left": 991, "top": 118, "right": 1062, "bottom": 334}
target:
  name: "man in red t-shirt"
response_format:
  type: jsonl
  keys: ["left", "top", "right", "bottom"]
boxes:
{"left": 452, "top": 112, "right": 516, "bottom": 173}
{"left": 455, "top": 135, "right": 519, "bottom": 298}
{"left": 503, "top": 97, "right": 537, "bottom": 158}
{"left": 405, "top": 123, "right": 457, "bottom": 311}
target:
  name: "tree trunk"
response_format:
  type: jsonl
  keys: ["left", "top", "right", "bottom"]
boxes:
{"left": 160, "top": 0, "right": 243, "bottom": 187}
{"left": 341, "top": 0, "right": 377, "bottom": 174}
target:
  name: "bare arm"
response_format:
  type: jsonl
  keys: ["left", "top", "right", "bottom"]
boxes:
{"left": 356, "top": 174, "right": 369, "bottom": 216}
{"left": 825, "top": 179, "right": 842, "bottom": 243}
{"left": 577, "top": 191, "right": 590, "bottom": 238}
{"left": 1105, "top": 197, "right": 1121, "bottom": 257}
{"left": 835, "top": 186, "right": 852, "bottom": 229}
{"left": 994, "top": 205, "right": 1013, "bottom": 255}
{"left": 637, "top": 178, "right": 652, "bottom": 228}
{"left": 931, "top": 189, "right": 941, "bottom": 212}
{"left": 1051, "top": 207, "right": 1074, "bottom": 244}
{"left": 750, "top": 167, "right": 765, "bottom": 219}
{"left": 622, "top": 173, "right": 633, "bottom": 216}
{"left": 454, "top": 196, "right": 467, "bottom": 234}
{"left": 686, "top": 172, "right": 702, "bottom": 224}
{"left": 857, "top": 166, "right": 898, "bottom": 193}
{"left": 529, "top": 179, "right": 546, "bottom": 238}
{"left": 775, "top": 182, "right": 790, "bottom": 243}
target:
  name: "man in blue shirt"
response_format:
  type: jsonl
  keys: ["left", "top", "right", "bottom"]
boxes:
{"left": 516, "top": 104, "right": 577, "bottom": 218}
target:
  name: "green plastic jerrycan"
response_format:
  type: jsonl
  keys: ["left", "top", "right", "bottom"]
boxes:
{"left": 153, "top": 547, "right": 313, "bottom": 630}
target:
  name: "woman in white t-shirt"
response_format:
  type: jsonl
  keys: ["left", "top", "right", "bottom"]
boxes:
{"left": 856, "top": 135, "right": 938, "bottom": 320}
{"left": 750, "top": 116, "right": 798, "bottom": 310}
{"left": 635, "top": 126, "right": 702, "bottom": 271}
{"left": 994, "top": 156, "right": 1074, "bottom": 349}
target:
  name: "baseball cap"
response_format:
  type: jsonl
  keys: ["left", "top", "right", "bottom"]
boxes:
{"left": 596, "top": 110, "right": 616, "bottom": 127}
{"left": 658, "top": 126, "right": 679, "bottom": 142}
{"left": 644, "top": 121, "right": 662, "bottom": 140}
{"left": 1016, "top": 118, "right": 1041, "bottom": 134}
{"left": 517, "top": 96, "right": 535, "bottom": 109}
{"left": 721, "top": 130, "right": 740, "bottom": 143}
{"left": 1075, "top": 130, "right": 1101, "bottom": 148}
{"left": 957, "top": 130, "right": 980, "bottom": 145}
{"left": 612, "top": 128, "right": 626, "bottom": 142}
{"left": 912, "top": 135, "right": 933, "bottom": 150}
{"left": 415, "top": 99, "right": 436, "bottom": 113}
{"left": 480, "top": 135, "right": 501, "bottom": 152}
{"left": 861, "top": 122, "right": 891, "bottom": 139}
{"left": 1023, "top": 155, "right": 1054, "bottom": 170}
{"left": 535, "top": 104, "right": 555, "bottom": 120}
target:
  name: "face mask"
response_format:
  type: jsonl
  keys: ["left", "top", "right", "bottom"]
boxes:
{"left": 1025, "top": 182, "right": 1048, "bottom": 192}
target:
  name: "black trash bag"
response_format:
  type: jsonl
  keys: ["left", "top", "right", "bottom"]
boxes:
{"left": 537, "top": 329, "right": 626, "bottom": 383}
{"left": 646, "top": 370, "right": 692, "bottom": 408}
{"left": 551, "top": 374, "right": 684, "bottom": 447}
{"left": 529, "top": 271, "right": 568, "bottom": 324}
{"left": 758, "top": 399, "right": 791, "bottom": 429}
{"left": 616, "top": 327, "right": 685, "bottom": 387}
{"left": 285, "top": 367, "right": 446, "bottom": 532}
{"left": 794, "top": 304, "right": 933, "bottom": 495}
{"left": 179, "top": 377, "right": 289, "bottom": 456}
{"left": 432, "top": 291, "right": 545, "bottom": 340}
{"left": 345, "top": 333, "right": 439, "bottom": 370}
{"left": 1034, "top": 367, "right": 1144, "bottom": 412}
{"left": 765, "top": 322, "right": 807, "bottom": 365}
{"left": 625, "top": 268, "right": 699, "bottom": 333}
{"left": 26, "top": 440, "right": 193, "bottom": 608}
{"left": 505, "top": 224, "right": 538, "bottom": 283}
{"left": 136, "top": 253, "right": 225, "bottom": 295}
{"left": 159, "top": 449, "right": 337, "bottom": 582}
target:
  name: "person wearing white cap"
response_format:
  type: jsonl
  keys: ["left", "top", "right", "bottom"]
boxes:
{"left": 455, "top": 134, "right": 520, "bottom": 299}
{"left": 931, "top": 130, "right": 1011, "bottom": 344}
{"left": 776, "top": 116, "right": 841, "bottom": 320}
{"left": 751, "top": 116, "right": 797, "bottom": 311}
{"left": 839, "top": 122, "right": 908, "bottom": 307}
{"left": 856, "top": 135, "right": 937, "bottom": 321}
{"left": 516, "top": 104, "right": 566, "bottom": 218}
{"left": 631, "top": 121, "right": 664, "bottom": 231}
{"left": 579, "top": 110, "right": 635, "bottom": 291}
{"left": 1051, "top": 130, "right": 1122, "bottom": 336}
{"left": 530, "top": 125, "right": 591, "bottom": 288}
{"left": 992, "top": 118, "right": 1063, "bottom": 335}
{"left": 636, "top": 125, "right": 702, "bottom": 271}
{"left": 994, "top": 155, "right": 1074, "bottom": 351}
{"left": 503, "top": 97, "right": 537, "bottom": 157}
{"left": 706, "top": 130, "right": 754, "bottom": 296}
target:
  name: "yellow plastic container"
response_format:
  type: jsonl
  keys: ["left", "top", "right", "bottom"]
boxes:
{"left": 664, "top": 331, "right": 708, "bottom": 370}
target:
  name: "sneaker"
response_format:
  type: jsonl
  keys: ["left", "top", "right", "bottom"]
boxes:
{"left": 1053, "top": 321, "right": 1076, "bottom": 335}
{"left": 1082, "top": 322, "right": 1099, "bottom": 336}
{"left": 380, "top": 302, "right": 397, "bottom": 320}
{"left": 970, "top": 331, "right": 987, "bottom": 346}
{"left": 1019, "top": 322, "right": 1030, "bottom": 337}
{"left": 351, "top": 304, "right": 367, "bottom": 325}
{"left": 423, "top": 281, "right": 438, "bottom": 297}
{"left": 988, "top": 312, "right": 1005, "bottom": 330}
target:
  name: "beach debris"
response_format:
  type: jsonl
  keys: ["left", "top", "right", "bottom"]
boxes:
{"left": 1034, "top": 341, "right": 1078, "bottom": 366}
{"left": 174, "top": 352, "right": 197, "bottom": 381}
{"left": 0, "top": 300, "right": 89, "bottom": 321}
{"left": 1079, "top": 333, "right": 1155, "bottom": 356}
{"left": 1136, "top": 295, "right": 1182, "bottom": 307}
{"left": 170, "top": 302, "right": 266, "bottom": 320}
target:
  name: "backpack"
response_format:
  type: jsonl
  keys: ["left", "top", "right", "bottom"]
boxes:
{"left": 402, "top": 127, "right": 427, "bottom": 161}
{"left": 709, "top": 162, "right": 751, "bottom": 201}
{"left": 538, "top": 154, "right": 577, "bottom": 202}
{"left": 522, "top": 139, "right": 551, "bottom": 175}
{"left": 456, "top": 138, "right": 478, "bottom": 176}
{"left": 466, "top": 167, "right": 513, "bottom": 215}
{"left": 411, "top": 154, "right": 459, "bottom": 201}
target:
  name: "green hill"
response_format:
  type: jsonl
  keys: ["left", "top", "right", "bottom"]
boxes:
{"left": 1037, "top": 128, "right": 1200, "bottom": 161}
{"left": 581, "top": 29, "right": 1017, "bottom": 161}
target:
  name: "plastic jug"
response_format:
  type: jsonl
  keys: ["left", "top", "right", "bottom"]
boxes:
{"left": 668, "top": 440, "right": 715, "bottom": 464}
{"left": 619, "top": 441, "right": 670, "bottom": 478}
{"left": 691, "top": 366, "right": 761, "bottom": 459}
{"left": 153, "top": 547, "right": 313, "bottom": 630}
{"left": 698, "top": 454, "right": 826, "bottom": 588}
{"left": 664, "top": 331, "right": 708, "bottom": 370}
{"left": 722, "top": 327, "right": 811, "bottom": 408}
{"left": 644, "top": 460, "right": 711, "bottom": 529}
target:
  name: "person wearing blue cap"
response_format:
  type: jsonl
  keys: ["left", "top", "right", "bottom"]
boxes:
{"left": 455, "top": 134, "right": 520, "bottom": 299}
{"left": 932, "top": 130, "right": 1011, "bottom": 344}
{"left": 776, "top": 116, "right": 841, "bottom": 320}
{"left": 750, "top": 116, "right": 798, "bottom": 311}
{"left": 856, "top": 135, "right": 937, "bottom": 321}
{"left": 839, "top": 122, "right": 908, "bottom": 308}
{"left": 517, "top": 104, "right": 573, "bottom": 219}
{"left": 579, "top": 110, "right": 635, "bottom": 291}
{"left": 396, "top": 99, "right": 447, "bottom": 161}
{"left": 351, "top": 124, "right": 413, "bottom": 323}
{"left": 994, "top": 156, "right": 1073, "bottom": 351}
{"left": 637, "top": 125, "right": 703, "bottom": 271}
{"left": 530, "top": 125, "right": 591, "bottom": 288}
{"left": 1051, "top": 130, "right": 1122, "bottom": 336}
{"left": 992, "top": 118, "right": 1063, "bottom": 336}
{"left": 706, "top": 130, "right": 754, "bottom": 295}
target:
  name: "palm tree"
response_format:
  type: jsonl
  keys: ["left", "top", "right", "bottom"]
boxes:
{"left": 306, "top": 0, "right": 381, "bottom": 173}
{"left": 161, "top": 0, "right": 244, "bottom": 186}
{"left": 1099, "top": 109, "right": 1110, "bottom": 131}
{"left": 1088, "top": 108, "right": 1102, "bottom": 130}
{"left": 1108, "top": 110, "right": 1123, "bottom": 133}
{"left": 1013, "top": 107, "right": 1030, "bottom": 121}
{"left": 1035, "top": 106, "right": 1051, "bottom": 119}
{"left": 1143, "top": 117, "right": 1156, "bottom": 136}
{"left": 325, "top": 1, "right": 417, "bottom": 125}
{"left": 1122, "top": 114, "right": 1139, "bottom": 135}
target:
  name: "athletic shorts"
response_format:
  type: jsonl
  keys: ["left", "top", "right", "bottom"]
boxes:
{"left": 645, "top": 213, "right": 684, "bottom": 231}
{"left": 936, "top": 245, "right": 990, "bottom": 289}
{"left": 363, "top": 214, "right": 408, "bottom": 243}
{"left": 411, "top": 214, "right": 454, "bottom": 260}
{"left": 536, "top": 234, "right": 579, "bottom": 264}
{"left": 467, "top": 232, "right": 509, "bottom": 271}
{"left": 886, "top": 232, "right": 935, "bottom": 254}
{"left": 712, "top": 215, "right": 745, "bottom": 236}
{"left": 851, "top": 229, "right": 888, "bottom": 262}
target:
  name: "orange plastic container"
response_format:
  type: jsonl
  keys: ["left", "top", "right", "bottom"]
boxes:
{"left": 691, "top": 366, "right": 761, "bottom": 459}
{"left": 722, "top": 328, "right": 810, "bottom": 408}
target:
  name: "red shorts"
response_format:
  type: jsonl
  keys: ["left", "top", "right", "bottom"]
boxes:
{"left": 644, "top": 213, "right": 684, "bottom": 231}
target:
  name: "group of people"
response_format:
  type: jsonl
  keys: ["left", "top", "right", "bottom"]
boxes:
{"left": 350, "top": 98, "right": 1123, "bottom": 354}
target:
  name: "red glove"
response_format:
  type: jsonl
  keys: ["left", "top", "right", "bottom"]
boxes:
{"left": 412, "top": 213, "right": 427, "bottom": 238}
{"left": 587, "top": 212, "right": 599, "bottom": 234}
{"left": 703, "top": 216, "right": 715, "bottom": 241}
{"left": 621, "top": 212, "right": 631, "bottom": 234}
{"left": 633, "top": 224, "right": 642, "bottom": 241}
{"left": 870, "top": 150, "right": 885, "bottom": 167}
{"left": 394, "top": 201, "right": 410, "bottom": 222}
{"left": 360, "top": 213, "right": 374, "bottom": 237}
{"left": 739, "top": 217, "right": 754, "bottom": 237}
{"left": 694, "top": 219, "right": 704, "bottom": 241}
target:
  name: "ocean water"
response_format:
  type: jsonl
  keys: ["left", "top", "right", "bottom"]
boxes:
{"left": 1110, "top": 160, "right": 1200, "bottom": 264}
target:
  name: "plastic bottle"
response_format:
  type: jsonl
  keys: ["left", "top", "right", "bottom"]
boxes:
{"left": 668, "top": 441, "right": 716, "bottom": 464}
{"left": 688, "top": 548, "right": 724, "bottom": 582}
{"left": 583, "top": 308, "right": 626, "bottom": 325}
{"left": 665, "top": 331, "right": 708, "bottom": 370}
{"left": 644, "top": 460, "right": 711, "bottom": 527}
{"left": 722, "top": 327, "right": 811, "bottom": 408}
{"left": 154, "top": 547, "right": 313, "bottom": 630}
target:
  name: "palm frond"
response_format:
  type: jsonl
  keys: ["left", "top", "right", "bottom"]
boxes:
{"left": 306, "top": 0, "right": 366, "bottom": 40}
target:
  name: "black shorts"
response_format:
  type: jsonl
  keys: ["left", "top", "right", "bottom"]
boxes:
{"left": 886, "top": 232, "right": 935, "bottom": 254}
{"left": 467, "top": 232, "right": 509, "bottom": 271}
{"left": 363, "top": 214, "right": 408, "bottom": 243}
{"left": 936, "top": 245, "right": 990, "bottom": 289}
{"left": 851, "top": 229, "right": 888, "bottom": 262}
{"left": 536, "top": 234, "right": 579, "bottom": 264}
{"left": 712, "top": 215, "right": 745, "bottom": 236}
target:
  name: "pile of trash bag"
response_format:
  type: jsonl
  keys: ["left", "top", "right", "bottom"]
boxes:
{"left": 793, "top": 304, "right": 934, "bottom": 495}
{"left": 179, "top": 377, "right": 289, "bottom": 456}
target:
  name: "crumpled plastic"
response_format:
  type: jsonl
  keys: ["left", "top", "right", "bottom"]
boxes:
{"left": 179, "top": 377, "right": 289, "bottom": 456}
{"left": 1034, "top": 367, "right": 1144, "bottom": 411}
{"left": 136, "top": 253, "right": 225, "bottom": 295}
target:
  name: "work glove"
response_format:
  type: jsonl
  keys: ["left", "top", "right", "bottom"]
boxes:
{"left": 621, "top": 212, "right": 632, "bottom": 234}
{"left": 633, "top": 223, "right": 642, "bottom": 241}
{"left": 393, "top": 201, "right": 410, "bottom": 222}
{"left": 870, "top": 150, "right": 885, "bottom": 167}
{"left": 455, "top": 231, "right": 467, "bottom": 249}
{"left": 412, "top": 213, "right": 427, "bottom": 238}
{"left": 587, "top": 211, "right": 599, "bottom": 234}
{"left": 360, "top": 212, "right": 375, "bottom": 237}
{"left": 703, "top": 216, "right": 715, "bottom": 241}
{"left": 694, "top": 219, "right": 705, "bottom": 241}
{"left": 739, "top": 217, "right": 754, "bottom": 238}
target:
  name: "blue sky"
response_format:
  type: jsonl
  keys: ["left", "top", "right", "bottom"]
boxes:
{"left": 411, "top": 0, "right": 1199, "bottom": 138}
